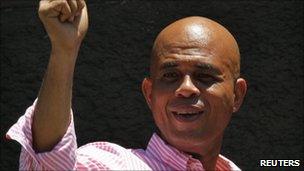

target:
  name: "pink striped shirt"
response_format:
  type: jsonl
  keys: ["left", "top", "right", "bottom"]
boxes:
{"left": 6, "top": 101, "right": 241, "bottom": 170}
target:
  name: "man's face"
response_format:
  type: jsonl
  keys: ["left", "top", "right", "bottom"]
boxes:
{"left": 142, "top": 20, "right": 244, "bottom": 153}
{"left": 150, "top": 47, "right": 235, "bottom": 149}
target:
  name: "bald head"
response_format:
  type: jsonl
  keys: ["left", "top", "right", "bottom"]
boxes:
{"left": 150, "top": 16, "right": 240, "bottom": 80}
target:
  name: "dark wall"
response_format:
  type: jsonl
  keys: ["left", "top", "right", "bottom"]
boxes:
{"left": 1, "top": 1, "right": 303, "bottom": 170}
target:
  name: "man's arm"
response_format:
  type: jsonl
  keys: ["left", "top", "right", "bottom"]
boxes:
{"left": 32, "top": 0, "right": 88, "bottom": 152}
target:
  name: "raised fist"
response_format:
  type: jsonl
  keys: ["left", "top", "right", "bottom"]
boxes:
{"left": 38, "top": 0, "right": 88, "bottom": 50}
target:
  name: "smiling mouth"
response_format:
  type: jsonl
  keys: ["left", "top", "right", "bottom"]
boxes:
{"left": 172, "top": 111, "right": 204, "bottom": 122}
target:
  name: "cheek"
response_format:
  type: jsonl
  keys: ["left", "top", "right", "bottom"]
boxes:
{"left": 151, "top": 81, "right": 177, "bottom": 107}
{"left": 150, "top": 86, "right": 171, "bottom": 120}
{"left": 207, "top": 82, "right": 234, "bottom": 107}
{"left": 205, "top": 82, "right": 234, "bottom": 122}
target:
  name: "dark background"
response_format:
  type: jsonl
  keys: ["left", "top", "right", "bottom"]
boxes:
{"left": 1, "top": 0, "right": 303, "bottom": 170}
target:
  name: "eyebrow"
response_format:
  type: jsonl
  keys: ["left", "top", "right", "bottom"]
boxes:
{"left": 160, "top": 61, "right": 221, "bottom": 75}
{"left": 160, "top": 61, "right": 178, "bottom": 70}
{"left": 196, "top": 63, "right": 221, "bottom": 75}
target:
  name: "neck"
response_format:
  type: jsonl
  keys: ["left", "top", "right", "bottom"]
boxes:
{"left": 189, "top": 134, "right": 223, "bottom": 170}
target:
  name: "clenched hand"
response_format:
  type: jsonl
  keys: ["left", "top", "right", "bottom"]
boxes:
{"left": 38, "top": 0, "right": 88, "bottom": 50}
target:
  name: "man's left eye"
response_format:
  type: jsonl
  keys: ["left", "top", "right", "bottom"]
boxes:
{"left": 195, "top": 73, "right": 216, "bottom": 82}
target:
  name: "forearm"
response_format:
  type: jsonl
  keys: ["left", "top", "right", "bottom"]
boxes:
{"left": 32, "top": 45, "right": 79, "bottom": 152}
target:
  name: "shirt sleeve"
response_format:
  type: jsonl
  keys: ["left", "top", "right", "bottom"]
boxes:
{"left": 6, "top": 99, "right": 77, "bottom": 170}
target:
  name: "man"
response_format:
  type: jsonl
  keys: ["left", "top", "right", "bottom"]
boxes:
{"left": 7, "top": 0, "right": 247, "bottom": 170}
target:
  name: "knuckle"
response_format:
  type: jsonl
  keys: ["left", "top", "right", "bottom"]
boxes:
{"left": 38, "top": 5, "right": 48, "bottom": 16}
{"left": 57, "top": 0, "right": 67, "bottom": 6}
{"left": 79, "top": 4, "right": 85, "bottom": 10}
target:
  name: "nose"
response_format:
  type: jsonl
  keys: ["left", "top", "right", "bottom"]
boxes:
{"left": 175, "top": 75, "right": 200, "bottom": 98}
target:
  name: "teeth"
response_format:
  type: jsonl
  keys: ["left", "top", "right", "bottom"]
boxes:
{"left": 175, "top": 111, "right": 202, "bottom": 115}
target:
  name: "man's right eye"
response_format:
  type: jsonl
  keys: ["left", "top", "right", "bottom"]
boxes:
{"left": 163, "top": 72, "right": 178, "bottom": 78}
{"left": 162, "top": 72, "right": 179, "bottom": 81}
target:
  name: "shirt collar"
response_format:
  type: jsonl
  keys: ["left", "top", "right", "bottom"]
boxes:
{"left": 146, "top": 133, "right": 203, "bottom": 170}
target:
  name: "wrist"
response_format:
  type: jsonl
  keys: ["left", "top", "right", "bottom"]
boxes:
{"left": 51, "top": 43, "right": 80, "bottom": 56}
{"left": 50, "top": 44, "right": 80, "bottom": 65}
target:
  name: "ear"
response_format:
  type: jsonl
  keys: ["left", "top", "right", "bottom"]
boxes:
{"left": 142, "top": 78, "right": 153, "bottom": 109}
{"left": 233, "top": 78, "right": 247, "bottom": 113}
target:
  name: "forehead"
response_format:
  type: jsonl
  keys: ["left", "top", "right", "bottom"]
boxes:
{"left": 154, "top": 43, "right": 230, "bottom": 73}
{"left": 158, "top": 42, "right": 213, "bottom": 57}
